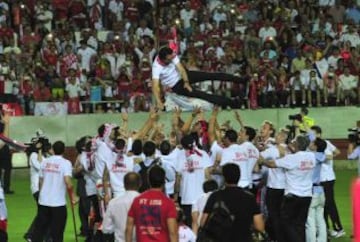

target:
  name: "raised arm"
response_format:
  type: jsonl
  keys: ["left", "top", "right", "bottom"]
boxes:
{"left": 181, "top": 107, "right": 201, "bottom": 135}
{"left": 208, "top": 106, "right": 219, "bottom": 145}
{"left": 132, "top": 108, "right": 159, "bottom": 140}
{"left": 152, "top": 78, "right": 164, "bottom": 110}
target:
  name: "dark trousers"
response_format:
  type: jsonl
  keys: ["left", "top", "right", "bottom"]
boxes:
{"left": 25, "top": 192, "right": 39, "bottom": 238}
{"left": 86, "top": 195, "right": 101, "bottom": 242}
{"left": 280, "top": 194, "right": 312, "bottom": 242}
{"left": 266, "top": 188, "right": 285, "bottom": 242}
{"left": 180, "top": 204, "right": 192, "bottom": 227}
{"left": 32, "top": 205, "right": 67, "bottom": 242}
{"left": 0, "top": 145, "right": 12, "bottom": 192}
{"left": 321, "top": 180, "right": 343, "bottom": 231}
{"left": 171, "top": 70, "right": 245, "bottom": 107}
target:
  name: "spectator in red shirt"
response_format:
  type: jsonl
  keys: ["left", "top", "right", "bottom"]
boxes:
{"left": 125, "top": 165, "right": 178, "bottom": 242}
{"left": 33, "top": 81, "right": 52, "bottom": 102}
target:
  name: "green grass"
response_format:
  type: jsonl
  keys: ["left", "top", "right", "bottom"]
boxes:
{"left": 6, "top": 168, "right": 357, "bottom": 241}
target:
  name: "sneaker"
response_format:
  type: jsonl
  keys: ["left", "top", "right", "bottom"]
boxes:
{"left": 334, "top": 229, "right": 346, "bottom": 238}
{"left": 330, "top": 229, "right": 345, "bottom": 238}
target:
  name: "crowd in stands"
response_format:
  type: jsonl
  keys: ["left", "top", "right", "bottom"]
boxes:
{"left": 0, "top": 0, "right": 360, "bottom": 115}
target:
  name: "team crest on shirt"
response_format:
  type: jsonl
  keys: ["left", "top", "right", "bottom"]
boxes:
{"left": 299, "top": 161, "right": 314, "bottom": 170}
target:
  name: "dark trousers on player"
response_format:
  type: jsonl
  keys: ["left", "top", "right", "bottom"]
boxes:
{"left": 280, "top": 194, "right": 311, "bottom": 242}
{"left": 32, "top": 205, "right": 67, "bottom": 242}
{"left": 266, "top": 188, "right": 285, "bottom": 242}
{"left": 25, "top": 192, "right": 39, "bottom": 239}
{"left": 321, "top": 180, "right": 343, "bottom": 231}
{"left": 0, "top": 145, "right": 12, "bottom": 192}
{"left": 171, "top": 70, "right": 245, "bottom": 107}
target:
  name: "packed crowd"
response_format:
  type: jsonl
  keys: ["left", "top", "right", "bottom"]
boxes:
{"left": 0, "top": 0, "right": 360, "bottom": 114}
{"left": 21, "top": 107, "right": 360, "bottom": 242}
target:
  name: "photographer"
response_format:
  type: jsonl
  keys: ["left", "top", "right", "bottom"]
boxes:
{"left": 347, "top": 121, "right": 360, "bottom": 176}
{"left": 24, "top": 133, "right": 51, "bottom": 241}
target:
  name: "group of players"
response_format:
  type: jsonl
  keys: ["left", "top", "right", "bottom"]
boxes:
{"left": 25, "top": 106, "right": 349, "bottom": 242}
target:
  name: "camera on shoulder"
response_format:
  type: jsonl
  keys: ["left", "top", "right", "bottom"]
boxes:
{"left": 348, "top": 128, "right": 360, "bottom": 146}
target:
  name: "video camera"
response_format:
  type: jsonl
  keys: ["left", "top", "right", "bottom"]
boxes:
{"left": 348, "top": 128, "right": 360, "bottom": 145}
{"left": 288, "top": 114, "right": 302, "bottom": 122}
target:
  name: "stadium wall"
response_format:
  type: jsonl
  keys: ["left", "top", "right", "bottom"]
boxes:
{"left": 9, "top": 107, "right": 359, "bottom": 145}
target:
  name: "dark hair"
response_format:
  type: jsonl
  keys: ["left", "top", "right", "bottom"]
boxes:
{"left": 148, "top": 165, "right": 165, "bottom": 188}
{"left": 222, "top": 163, "right": 240, "bottom": 185}
{"left": 181, "top": 135, "right": 195, "bottom": 150}
{"left": 314, "top": 138, "right": 327, "bottom": 152}
{"left": 296, "top": 135, "right": 310, "bottom": 151}
{"left": 124, "top": 172, "right": 141, "bottom": 190}
{"left": 75, "top": 136, "right": 91, "bottom": 154}
{"left": 301, "top": 107, "right": 309, "bottom": 115}
{"left": 131, "top": 139, "right": 142, "bottom": 155}
{"left": 177, "top": 208, "right": 186, "bottom": 223}
{"left": 52, "top": 141, "right": 65, "bottom": 155}
{"left": 158, "top": 47, "right": 173, "bottom": 61}
{"left": 203, "top": 180, "right": 219, "bottom": 193}
{"left": 98, "top": 124, "right": 106, "bottom": 137}
{"left": 160, "top": 140, "right": 171, "bottom": 155}
{"left": 244, "top": 126, "right": 256, "bottom": 141}
{"left": 143, "top": 141, "right": 156, "bottom": 157}
{"left": 114, "top": 138, "right": 126, "bottom": 150}
{"left": 310, "top": 125, "right": 322, "bottom": 135}
{"left": 224, "top": 129, "right": 238, "bottom": 143}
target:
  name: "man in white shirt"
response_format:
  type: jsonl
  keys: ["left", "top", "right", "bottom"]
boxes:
{"left": 32, "top": 141, "right": 77, "bottom": 242}
{"left": 103, "top": 138, "right": 135, "bottom": 199}
{"left": 191, "top": 180, "right": 218, "bottom": 235}
{"left": 103, "top": 172, "right": 140, "bottom": 242}
{"left": 310, "top": 126, "right": 344, "bottom": 237}
{"left": 108, "top": 0, "right": 124, "bottom": 22}
{"left": 259, "top": 129, "right": 288, "bottom": 242}
{"left": 258, "top": 19, "right": 277, "bottom": 42}
{"left": 180, "top": 2, "right": 195, "bottom": 29}
{"left": 220, "top": 129, "right": 251, "bottom": 188}
{"left": 176, "top": 135, "right": 211, "bottom": 227}
{"left": 337, "top": 66, "right": 358, "bottom": 104}
{"left": 152, "top": 47, "right": 245, "bottom": 110}
{"left": 238, "top": 126, "right": 260, "bottom": 191}
{"left": 348, "top": 127, "right": 360, "bottom": 176}
{"left": 158, "top": 140, "right": 178, "bottom": 197}
{"left": 259, "top": 135, "right": 315, "bottom": 242}
{"left": 77, "top": 40, "right": 97, "bottom": 72}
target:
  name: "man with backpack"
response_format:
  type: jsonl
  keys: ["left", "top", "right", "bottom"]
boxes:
{"left": 200, "top": 163, "right": 265, "bottom": 242}
{"left": 134, "top": 141, "right": 175, "bottom": 192}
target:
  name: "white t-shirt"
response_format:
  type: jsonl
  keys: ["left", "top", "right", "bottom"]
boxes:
{"left": 30, "top": 152, "right": 43, "bottom": 194}
{"left": 275, "top": 151, "right": 316, "bottom": 197}
{"left": 180, "top": 9, "right": 195, "bottom": 28}
{"left": 179, "top": 224, "right": 196, "bottom": 242}
{"left": 102, "top": 190, "right": 139, "bottom": 242}
{"left": 159, "top": 148, "right": 179, "bottom": 195}
{"left": 220, "top": 143, "right": 251, "bottom": 188}
{"left": 261, "top": 146, "right": 286, "bottom": 189}
{"left": 39, "top": 155, "right": 72, "bottom": 207}
{"left": 191, "top": 192, "right": 212, "bottom": 226}
{"left": 176, "top": 149, "right": 211, "bottom": 205}
{"left": 242, "top": 141, "right": 260, "bottom": 188}
{"left": 77, "top": 47, "right": 97, "bottom": 72}
{"left": 320, "top": 140, "right": 337, "bottom": 182}
{"left": 66, "top": 82, "right": 82, "bottom": 98}
{"left": 105, "top": 152, "right": 134, "bottom": 197}
{"left": 79, "top": 152, "right": 98, "bottom": 196}
{"left": 152, "top": 55, "right": 181, "bottom": 88}
{"left": 94, "top": 140, "right": 113, "bottom": 180}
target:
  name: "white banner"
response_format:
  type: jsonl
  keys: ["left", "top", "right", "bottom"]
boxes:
{"left": 34, "top": 102, "right": 68, "bottom": 116}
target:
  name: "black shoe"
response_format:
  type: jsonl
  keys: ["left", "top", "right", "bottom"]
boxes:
{"left": 4, "top": 190, "right": 14, "bottom": 194}
{"left": 23, "top": 234, "right": 32, "bottom": 242}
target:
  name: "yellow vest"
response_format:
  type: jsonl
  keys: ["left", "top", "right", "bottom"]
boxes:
{"left": 299, "top": 116, "right": 315, "bottom": 131}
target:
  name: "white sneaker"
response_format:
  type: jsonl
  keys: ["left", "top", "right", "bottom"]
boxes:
{"left": 330, "top": 229, "right": 346, "bottom": 238}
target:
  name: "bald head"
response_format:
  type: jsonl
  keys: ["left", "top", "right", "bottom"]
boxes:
{"left": 124, "top": 172, "right": 141, "bottom": 191}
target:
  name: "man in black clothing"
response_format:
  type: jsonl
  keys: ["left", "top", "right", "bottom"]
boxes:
{"left": 201, "top": 163, "right": 264, "bottom": 242}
